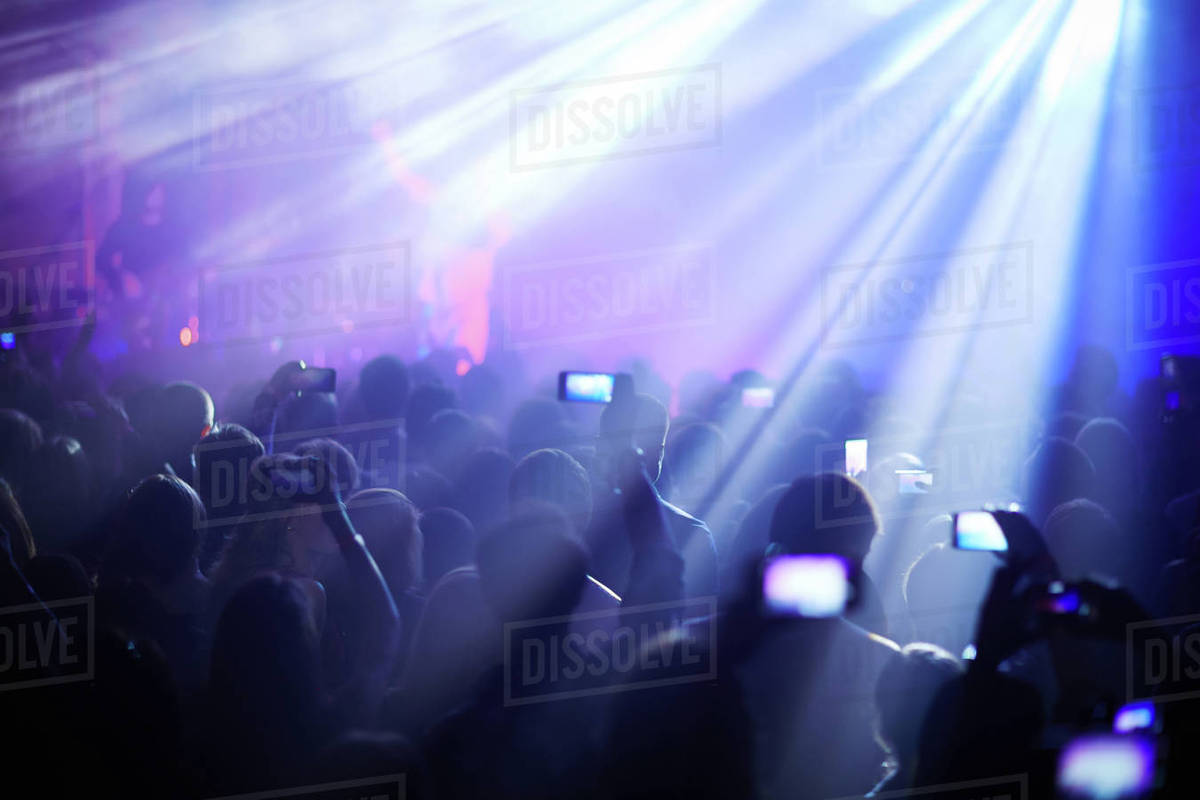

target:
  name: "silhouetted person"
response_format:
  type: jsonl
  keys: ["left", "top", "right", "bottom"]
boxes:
{"left": 192, "top": 423, "right": 265, "bottom": 573}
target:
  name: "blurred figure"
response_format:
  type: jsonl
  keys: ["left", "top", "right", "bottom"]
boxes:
{"left": 192, "top": 423, "right": 265, "bottom": 574}
{"left": 871, "top": 643, "right": 964, "bottom": 795}
{"left": 419, "top": 506, "right": 476, "bottom": 592}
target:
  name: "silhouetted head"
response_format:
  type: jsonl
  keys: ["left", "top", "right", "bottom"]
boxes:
{"left": 599, "top": 393, "right": 670, "bottom": 481}
{"left": 875, "top": 643, "right": 963, "bottom": 772}
{"left": 507, "top": 398, "right": 569, "bottom": 460}
{"left": 663, "top": 422, "right": 725, "bottom": 508}
{"left": 509, "top": 448, "right": 592, "bottom": 533}
{"left": 423, "top": 408, "right": 479, "bottom": 478}
{"left": 358, "top": 355, "right": 409, "bottom": 422}
{"left": 769, "top": 473, "right": 879, "bottom": 567}
{"left": 160, "top": 381, "right": 215, "bottom": 450}
{"left": 192, "top": 423, "right": 265, "bottom": 521}
{"left": 406, "top": 384, "right": 456, "bottom": 452}
{"left": 452, "top": 447, "right": 514, "bottom": 532}
{"left": 104, "top": 474, "right": 204, "bottom": 586}
{"left": 210, "top": 572, "right": 322, "bottom": 723}
{"left": 1075, "top": 417, "right": 1137, "bottom": 515}
{"left": 347, "top": 488, "right": 421, "bottom": 597}
{"left": 419, "top": 506, "right": 475, "bottom": 590}
{"left": 1022, "top": 436, "right": 1096, "bottom": 524}
{"left": 1043, "top": 498, "right": 1125, "bottom": 584}
{"left": 460, "top": 363, "right": 506, "bottom": 421}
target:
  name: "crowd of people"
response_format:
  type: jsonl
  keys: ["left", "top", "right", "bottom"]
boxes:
{"left": 0, "top": 329, "right": 1197, "bottom": 799}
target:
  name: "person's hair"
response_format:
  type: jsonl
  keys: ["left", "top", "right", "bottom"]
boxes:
{"left": 509, "top": 448, "right": 592, "bottom": 533}
{"left": 293, "top": 438, "right": 360, "bottom": 496}
{"left": 459, "top": 363, "right": 505, "bottom": 420}
{"left": 103, "top": 474, "right": 205, "bottom": 585}
{"left": 405, "top": 384, "right": 456, "bottom": 447}
{"left": 663, "top": 422, "right": 725, "bottom": 503}
{"left": 0, "top": 408, "right": 43, "bottom": 492}
{"left": 23, "top": 435, "right": 93, "bottom": 552}
{"left": 724, "top": 484, "right": 790, "bottom": 591}
{"left": 422, "top": 408, "right": 478, "bottom": 478}
{"left": 358, "top": 355, "right": 409, "bottom": 421}
{"left": 600, "top": 393, "right": 670, "bottom": 451}
{"left": 1022, "top": 436, "right": 1096, "bottom": 523}
{"left": 419, "top": 506, "right": 475, "bottom": 590}
{"left": 347, "top": 488, "right": 421, "bottom": 596}
{"left": 769, "top": 473, "right": 879, "bottom": 564}
{"left": 451, "top": 447, "right": 514, "bottom": 533}
{"left": 192, "top": 423, "right": 265, "bottom": 515}
{"left": 476, "top": 504, "right": 589, "bottom": 622}
{"left": 160, "top": 381, "right": 215, "bottom": 446}
{"left": 403, "top": 464, "right": 454, "bottom": 511}
{"left": 1075, "top": 417, "right": 1137, "bottom": 510}
{"left": 207, "top": 573, "right": 323, "bottom": 772}
{"left": 507, "top": 398, "right": 568, "bottom": 460}
{"left": 875, "top": 643, "right": 963, "bottom": 772}
{"left": 1043, "top": 498, "right": 1125, "bottom": 583}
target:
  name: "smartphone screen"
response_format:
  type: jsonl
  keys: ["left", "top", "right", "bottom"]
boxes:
{"left": 952, "top": 511, "right": 1008, "bottom": 552}
{"left": 761, "top": 554, "right": 851, "bottom": 618}
{"left": 294, "top": 366, "right": 336, "bottom": 393}
{"left": 0, "top": 331, "right": 14, "bottom": 351}
{"left": 896, "top": 469, "right": 933, "bottom": 495}
{"left": 1057, "top": 734, "right": 1155, "bottom": 799}
{"left": 844, "top": 438, "right": 868, "bottom": 478}
{"left": 558, "top": 371, "right": 615, "bottom": 403}
{"left": 1113, "top": 702, "right": 1157, "bottom": 734}
{"left": 741, "top": 387, "right": 775, "bottom": 408}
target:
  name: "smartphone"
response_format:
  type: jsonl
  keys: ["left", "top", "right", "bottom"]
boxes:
{"left": 844, "top": 438, "right": 868, "bottom": 478}
{"left": 952, "top": 510, "right": 1008, "bottom": 552}
{"left": 291, "top": 366, "right": 336, "bottom": 394}
{"left": 1057, "top": 734, "right": 1156, "bottom": 799}
{"left": 1113, "top": 702, "right": 1157, "bottom": 734}
{"left": 0, "top": 332, "right": 14, "bottom": 351}
{"left": 896, "top": 468, "right": 933, "bottom": 495}
{"left": 761, "top": 554, "right": 851, "bottom": 618}
{"left": 741, "top": 387, "right": 775, "bottom": 408}
{"left": 558, "top": 371, "right": 615, "bottom": 403}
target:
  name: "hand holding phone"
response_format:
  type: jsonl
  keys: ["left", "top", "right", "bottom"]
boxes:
{"left": 952, "top": 511, "right": 1008, "bottom": 552}
{"left": 290, "top": 366, "right": 336, "bottom": 394}
{"left": 558, "top": 371, "right": 615, "bottom": 403}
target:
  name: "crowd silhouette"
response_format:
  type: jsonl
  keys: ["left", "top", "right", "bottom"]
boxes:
{"left": 0, "top": 331, "right": 1196, "bottom": 799}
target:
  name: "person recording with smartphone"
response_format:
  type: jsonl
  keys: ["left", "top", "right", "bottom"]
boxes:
{"left": 575, "top": 372, "right": 719, "bottom": 601}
